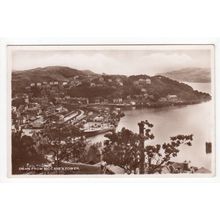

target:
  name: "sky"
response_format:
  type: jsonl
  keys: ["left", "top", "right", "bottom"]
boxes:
{"left": 11, "top": 45, "right": 213, "bottom": 75}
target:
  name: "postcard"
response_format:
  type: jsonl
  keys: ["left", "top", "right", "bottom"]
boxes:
{"left": 8, "top": 44, "right": 215, "bottom": 176}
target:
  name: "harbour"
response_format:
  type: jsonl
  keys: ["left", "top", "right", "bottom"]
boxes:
{"left": 89, "top": 82, "right": 214, "bottom": 170}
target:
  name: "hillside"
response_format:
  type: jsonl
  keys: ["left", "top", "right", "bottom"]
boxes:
{"left": 12, "top": 66, "right": 97, "bottom": 86}
{"left": 159, "top": 68, "right": 211, "bottom": 83}
{"left": 12, "top": 66, "right": 211, "bottom": 104}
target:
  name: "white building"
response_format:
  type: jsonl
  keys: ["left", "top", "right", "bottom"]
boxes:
{"left": 119, "top": 82, "right": 124, "bottom": 86}
{"left": 167, "top": 95, "right": 178, "bottom": 102}
{"left": 113, "top": 98, "right": 123, "bottom": 104}
{"left": 146, "top": 78, "right": 151, "bottom": 84}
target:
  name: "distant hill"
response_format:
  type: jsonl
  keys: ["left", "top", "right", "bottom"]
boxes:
{"left": 82, "top": 69, "right": 97, "bottom": 75}
{"left": 159, "top": 68, "right": 211, "bottom": 83}
{"left": 12, "top": 66, "right": 97, "bottom": 85}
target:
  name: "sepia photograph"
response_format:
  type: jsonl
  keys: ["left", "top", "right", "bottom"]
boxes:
{"left": 8, "top": 44, "right": 215, "bottom": 176}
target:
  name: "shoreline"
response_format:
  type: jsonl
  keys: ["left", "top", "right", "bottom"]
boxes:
{"left": 86, "top": 98, "right": 211, "bottom": 110}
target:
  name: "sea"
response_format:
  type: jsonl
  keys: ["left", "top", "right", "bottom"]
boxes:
{"left": 88, "top": 82, "right": 214, "bottom": 170}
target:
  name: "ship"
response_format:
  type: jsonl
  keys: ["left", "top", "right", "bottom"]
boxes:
{"left": 82, "top": 122, "right": 115, "bottom": 137}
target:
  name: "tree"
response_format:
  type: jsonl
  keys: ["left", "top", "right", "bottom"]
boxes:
{"left": 102, "top": 120, "right": 193, "bottom": 174}
{"left": 42, "top": 123, "right": 87, "bottom": 166}
{"left": 12, "top": 130, "right": 47, "bottom": 174}
{"left": 87, "top": 143, "right": 102, "bottom": 164}
{"left": 103, "top": 128, "right": 142, "bottom": 174}
{"left": 31, "top": 86, "right": 42, "bottom": 97}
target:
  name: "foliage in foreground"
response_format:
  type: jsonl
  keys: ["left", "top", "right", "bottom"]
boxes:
{"left": 102, "top": 120, "right": 193, "bottom": 174}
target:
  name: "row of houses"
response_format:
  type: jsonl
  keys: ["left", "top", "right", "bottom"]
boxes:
{"left": 134, "top": 78, "right": 151, "bottom": 86}
{"left": 90, "top": 97, "right": 123, "bottom": 104}
{"left": 159, "top": 95, "right": 178, "bottom": 102}
{"left": 28, "top": 76, "right": 152, "bottom": 88}
{"left": 30, "top": 81, "right": 68, "bottom": 87}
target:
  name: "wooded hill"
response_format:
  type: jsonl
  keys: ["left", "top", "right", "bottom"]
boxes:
{"left": 12, "top": 66, "right": 211, "bottom": 102}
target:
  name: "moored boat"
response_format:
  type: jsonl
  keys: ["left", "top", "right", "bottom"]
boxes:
{"left": 82, "top": 123, "right": 115, "bottom": 137}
